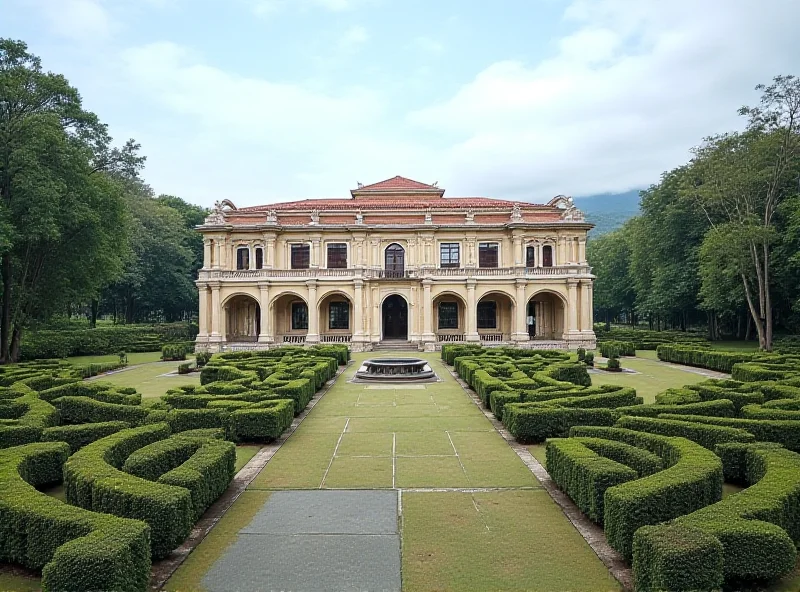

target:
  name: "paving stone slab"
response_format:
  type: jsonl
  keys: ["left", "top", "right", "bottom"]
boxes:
{"left": 202, "top": 533, "right": 401, "bottom": 592}
{"left": 240, "top": 490, "right": 398, "bottom": 535}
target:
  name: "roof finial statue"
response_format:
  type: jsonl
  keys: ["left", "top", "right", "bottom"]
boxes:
{"left": 266, "top": 209, "right": 278, "bottom": 224}
{"left": 425, "top": 208, "right": 433, "bottom": 224}
{"left": 355, "top": 209, "right": 363, "bottom": 224}
{"left": 357, "top": 182, "right": 364, "bottom": 189}
{"left": 204, "top": 201, "right": 226, "bottom": 225}
{"left": 310, "top": 209, "right": 320, "bottom": 225}
{"left": 511, "top": 202, "right": 523, "bottom": 222}
{"left": 560, "top": 196, "right": 585, "bottom": 221}
{"left": 465, "top": 208, "right": 475, "bottom": 224}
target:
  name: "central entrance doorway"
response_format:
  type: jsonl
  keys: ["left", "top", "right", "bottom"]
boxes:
{"left": 382, "top": 295, "right": 408, "bottom": 340}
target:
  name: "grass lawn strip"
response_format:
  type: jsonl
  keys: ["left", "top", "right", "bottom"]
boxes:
{"left": 88, "top": 359, "right": 201, "bottom": 398}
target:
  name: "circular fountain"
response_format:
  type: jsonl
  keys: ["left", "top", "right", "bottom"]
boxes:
{"left": 354, "top": 357, "right": 437, "bottom": 382}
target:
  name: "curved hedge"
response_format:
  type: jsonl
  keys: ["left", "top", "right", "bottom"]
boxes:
{"left": 633, "top": 444, "right": 800, "bottom": 589}
{"left": 615, "top": 415, "right": 756, "bottom": 450}
{"left": 663, "top": 414, "right": 800, "bottom": 451}
{"left": 0, "top": 442, "right": 150, "bottom": 592}
{"left": 657, "top": 344, "right": 755, "bottom": 373}
{"left": 64, "top": 423, "right": 194, "bottom": 558}
{"left": 569, "top": 426, "right": 723, "bottom": 560}
{"left": 546, "top": 438, "right": 637, "bottom": 523}
{"left": 54, "top": 396, "right": 151, "bottom": 426}
{"left": 41, "top": 421, "right": 130, "bottom": 452}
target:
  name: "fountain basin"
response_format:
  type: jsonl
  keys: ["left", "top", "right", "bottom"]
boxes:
{"left": 354, "top": 358, "right": 436, "bottom": 381}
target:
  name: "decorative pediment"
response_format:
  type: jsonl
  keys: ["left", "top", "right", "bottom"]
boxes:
{"left": 548, "top": 195, "right": 584, "bottom": 221}
{"left": 204, "top": 199, "right": 237, "bottom": 225}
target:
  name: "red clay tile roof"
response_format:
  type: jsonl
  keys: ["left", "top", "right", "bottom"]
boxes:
{"left": 357, "top": 176, "right": 438, "bottom": 191}
{"left": 238, "top": 197, "right": 550, "bottom": 212}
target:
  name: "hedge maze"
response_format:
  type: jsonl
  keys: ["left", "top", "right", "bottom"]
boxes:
{"left": 444, "top": 344, "right": 800, "bottom": 591}
{"left": 0, "top": 345, "right": 347, "bottom": 591}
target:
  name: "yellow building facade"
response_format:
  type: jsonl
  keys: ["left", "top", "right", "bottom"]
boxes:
{"left": 195, "top": 176, "right": 596, "bottom": 352}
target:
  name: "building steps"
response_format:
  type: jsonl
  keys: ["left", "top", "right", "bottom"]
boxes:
{"left": 373, "top": 340, "right": 417, "bottom": 352}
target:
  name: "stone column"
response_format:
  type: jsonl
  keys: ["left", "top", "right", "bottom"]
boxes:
{"left": 306, "top": 280, "right": 319, "bottom": 343}
{"left": 203, "top": 240, "right": 212, "bottom": 269}
{"left": 513, "top": 279, "right": 528, "bottom": 341}
{"left": 214, "top": 239, "right": 222, "bottom": 269}
{"left": 210, "top": 283, "right": 221, "bottom": 338}
{"left": 465, "top": 280, "right": 479, "bottom": 342}
{"left": 580, "top": 280, "right": 594, "bottom": 332}
{"left": 567, "top": 280, "right": 579, "bottom": 333}
{"left": 371, "top": 286, "right": 381, "bottom": 341}
{"left": 536, "top": 243, "right": 543, "bottom": 267}
{"left": 258, "top": 283, "right": 271, "bottom": 342}
{"left": 197, "top": 284, "right": 209, "bottom": 337}
{"left": 249, "top": 242, "right": 256, "bottom": 270}
{"left": 264, "top": 238, "right": 275, "bottom": 268}
{"left": 311, "top": 237, "right": 321, "bottom": 269}
{"left": 422, "top": 279, "right": 435, "bottom": 344}
{"left": 353, "top": 279, "right": 365, "bottom": 340}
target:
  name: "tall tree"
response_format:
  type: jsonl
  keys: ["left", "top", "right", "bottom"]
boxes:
{"left": 0, "top": 39, "right": 141, "bottom": 360}
{"left": 586, "top": 226, "right": 634, "bottom": 328}
{"left": 691, "top": 76, "right": 800, "bottom": 349}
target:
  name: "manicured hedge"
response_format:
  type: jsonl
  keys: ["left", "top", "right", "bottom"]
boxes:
{"left": 158, "top": 439, "right": 236, "bottom": 520}
{"left": 569, "top": 426, "right": 723, "bottom": 560}
{"left": 578, "top": 437, "right": 664, "bottom": 477}
{"left": 19, "top": 322, "right": 198, "bottom": 360}
{"left": 616, "top": 398, "right": 736, "bottom": 419}
{"left": 41, "top": 421, "right": 130, "bottom": 452}
{"left": 123, "top": 436, "right": 205, "bottom": 481}
{"left": 64, "top": 423, "right": 194, "bottom": 558}
{"left": 547, "top": 437, "right": 637, "bottom": 523}
{"left": 663, "top": 414, "right": 800, "bottom": 451}
{"left": 633, "top": 444, "right": 800, "bottom": 588}
{"left": 505, "top": 405, "right": 620, "bottom": 443}
{"left": 55, "top": 396, "right": 151, "bottom": 426}
{"left": 599, "top": 340, "right": 635, "bottom": 358}
{"left": 616, "top": 415, "right": 755, "bottom": 450}
{"left": 657, "top": 344, "right": 756, "bottom": 373}
{"left": 0, "top": 442, "right": 151, "bottom": 592}
{"left": 229, "top": 399, "right": 295, "bottom": 442}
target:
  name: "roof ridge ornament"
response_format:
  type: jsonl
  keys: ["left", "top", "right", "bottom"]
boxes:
{"left": 511, "top": 202, "right": 523, "bottom": 222}
{"left": 205, "top": 199, "right": 237, "bottom": 225}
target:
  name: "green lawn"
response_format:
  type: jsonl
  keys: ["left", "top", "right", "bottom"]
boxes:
{"left": 235, "top": 445, "right": 261, "bottom": 472}
{"left": 66, "top": 351, "right": 167, "bottom": 365}
{"left": 89, "top": 360, "right": 200, "bottom": 398}
{"left": 590, "top": 355, "right": 711, "bottom": 404}
{"left": 402, "top": 490, "right": 622, "bottom": 592}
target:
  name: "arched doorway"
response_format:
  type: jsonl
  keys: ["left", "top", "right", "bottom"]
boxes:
{"left": 318, "top": 291, "right": 354, "bottom": 342}
{"left": 432, "top": 292, "right": 467, "bottom": 342}
{"left": 385, "top": 243, "right": 405, "bottom": 278}
{"left": 476, "top": 291, "right": 514, "bottom": 342}
{"left": 272, "top": 292, "right": 308, "bottom": 344}
{"left": 225, "top": 295, "right": 260, "bottom": 342}
{"left": 527, "top": 291, "right": 566, "bottom": 339}
{"left": 382, "top": 294, "right": 408, "bottom": 340}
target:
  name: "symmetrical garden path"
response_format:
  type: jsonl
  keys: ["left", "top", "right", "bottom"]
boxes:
{"left": 165, "top": 352, "right": 622, "bottom": 592}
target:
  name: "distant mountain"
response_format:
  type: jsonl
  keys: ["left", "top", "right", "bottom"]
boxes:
{"left": 575, "top": 190, "right": 641, "bottom": 236}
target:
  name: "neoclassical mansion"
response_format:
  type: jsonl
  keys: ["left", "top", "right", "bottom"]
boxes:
{"left": 194, "top": 176, "right": 596, "bottom": 352}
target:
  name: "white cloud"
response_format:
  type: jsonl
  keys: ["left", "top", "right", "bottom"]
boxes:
{"left": 339, "top": 25, "right": 369, "bottom": 50}
{"left": 248, "top": 0, "right": 363, "bottom": 17}
{"left": 32, "top": 0, "right": 115, "bottom": 41}
{"left": 411, "top": 36, "right": 445, "bottom": 55}
{"left": 409, "top": 0, "right": 800, "bottom": 200}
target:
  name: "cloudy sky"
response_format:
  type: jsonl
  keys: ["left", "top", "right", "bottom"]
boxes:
{"left": 4, "top": 0, "right": 799, "bottom": 207}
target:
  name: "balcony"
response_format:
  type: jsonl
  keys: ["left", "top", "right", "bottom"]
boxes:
{"left": 198, "top": 264, "right": 591, "bottom": 282}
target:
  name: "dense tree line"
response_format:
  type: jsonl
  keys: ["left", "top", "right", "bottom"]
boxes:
{"left": 0, "top": 40, "right": 206, "bottom": 362}
{"left": 589, "top": 75, "right": 800, "bottom": 350}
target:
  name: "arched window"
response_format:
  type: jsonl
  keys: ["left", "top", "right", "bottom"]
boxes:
{"left": 255, "top": 247, "right": 264, "bottom": 270}
{"left": 236, "top": 247, "right": 250, "bottom": 270}
{"left": 477, "top": 301, "right": 497, "bottom": 329}
{"left": 385, "top": 243, "right": 405, "bottom": 277}
{"left": 526, "top": 246, "right": 536, "bottom": 267}
{"left": 542, "top": 245, "right": 553, "bottom": 267}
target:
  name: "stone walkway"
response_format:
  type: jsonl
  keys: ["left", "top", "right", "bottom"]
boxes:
{"left": 203, "top": 491, "right": 401, "bottom": 592}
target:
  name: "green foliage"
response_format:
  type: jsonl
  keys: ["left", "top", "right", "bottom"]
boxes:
{"left": 546, "top": 438, "right": 637, "bottom": 523}
{"left": 229, "top": 399, "right": 294, "bottom": 442}
{"left": 21, "top": 323, "right": 197, "bottom": 360}
{"left": 504, "top": 405, "right": 619, "bottom": 443}
{"left": 63, "top": 423, "right": 194, "bottom": 558}
{"left": 194, "top": 351, "right": 212, "bottom": 367}
{"left": 542, "top": 362, "right": 591, "bottom": 387}
{"left": 54, "top": 395, "right": 151, "bottom": 426}
{"left": 41, "top": 421, "right": 130, "bottom": 452}
{"left": 599, "top": 340, "right": 635, "bottom": 357}
{"left": 668, "top": 414, "right": 800, "bottom": 451}
{"left": 616, "top": 399, "right": 736, "bottom": 419}
{"left": 162, "top": 344, "right": 187, "bottom": 361}
{"left": 569, "top": 426, "right": 723, "bottom": 561}
{"left": 0, "top": 441, "right": 151, "bottom": 592}
{"left": 657, "top": 344, "right": 755, "bottom": 372}
{"left": 606, "top": 357, "right": 621, "bottom": 371}
{"left": 615, "top": 415, "right": 755, "bottom": 450}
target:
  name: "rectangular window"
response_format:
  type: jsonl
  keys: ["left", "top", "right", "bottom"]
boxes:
{"left": 255, "top": 248, "right": 264, "bottom": 270}
{"left": 327, "top": 243, "right": 348, "bottom": 269}
{"left": 440, "top": 243, "right": 460, "bottom": 268}
{"left": 236, "top": 247, "right": 250, "bottom": 270}
{"left": 478, "top": 243, "right": 499, "bottom": 268}
{"left": 291, "top": 302, "right": 308, "bottom": 330}
{"left": 328, "top": 302, "right": 350, "bottom": 330}
{"left": 291, "top": 244, "right": 310, "bottom": 269}
{"left": 526, "top": 246, "right": 536, "bottom": 267}
{"left": 543, "top": 245, "right": 553, "bottom": 267}
{"left": 438, "top": 302, "right": 458, "bottom": 329}
{"left": 477, "top": 301, "right": 497, "bottom": 329}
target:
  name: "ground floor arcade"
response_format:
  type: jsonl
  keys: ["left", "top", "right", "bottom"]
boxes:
{"left": 195, "top": 278, "right": 595, "bottom": 352}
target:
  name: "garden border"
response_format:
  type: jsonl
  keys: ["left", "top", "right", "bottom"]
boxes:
{"left": 148, "top": 361, "right": 351, "bottom": 590}
{"left": 439, "top": 357, "right": 634, "bottom": 591}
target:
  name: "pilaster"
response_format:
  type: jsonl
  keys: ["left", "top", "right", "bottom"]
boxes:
{"left": 258, "top": 283, "right": 272, "bottom": 343}
{"left": 465, "top": 279, "right": 480, "bottom": 342}
{"left": 306, "top": 280, "right": 319, "bottom": 344}
{"left": 512, "top": 279, "right": 529, "bottom": 341}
